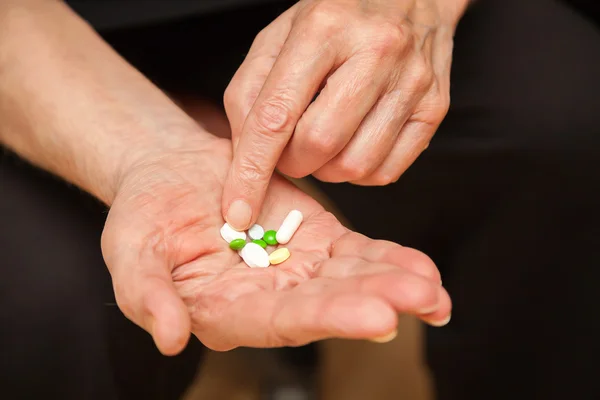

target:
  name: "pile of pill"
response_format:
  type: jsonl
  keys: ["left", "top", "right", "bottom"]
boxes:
{"left": 220, "top": 210, "right": 303, "bottom": 268}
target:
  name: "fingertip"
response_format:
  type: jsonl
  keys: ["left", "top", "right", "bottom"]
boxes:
{"left": 419, "top": 287, "right": 452, "bottom": 328}
{"left": 150, "top": 302, "right": 192, "bottom": 356}
{"left": 144, "top": 281, "right": 192, "bottom": 356}
{"left": 423, "top": 314, "right": 451, "bottom": 328}
{"left": 369, "top": 329, "right": 398, "bottom": 343}
{"left": 225, "top": 199, "right": 254, "bottom": 231}
{"left": 153, "top": 319, "right": 191, "bottom": 356}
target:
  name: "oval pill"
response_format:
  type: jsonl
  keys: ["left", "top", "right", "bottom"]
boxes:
{"left": 252, "top": 239, "right": 268, "bottom": 249}
{"left": 275, "top": 210, "right": 303, "bottom": 245}
{"left": 220, "top": 223, "right": 246, "bottom": 243}
{"left": 229, "top": 238, "right": 246, "bottom": 251}
{"left": 248, "top": 224, "right": 265, "bottom": 240}
{"left": 269, "top": 248, "right": 290, "bottom": 265}
{"left": 240, "top": 242, "right": 270, "bottom": 268}
{"left": 263, "top": 230, "right": 278, "bottom": 246}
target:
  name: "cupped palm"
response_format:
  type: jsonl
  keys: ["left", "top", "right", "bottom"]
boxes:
{"left": 102, "top": 138, "right": 449, "bottom": 354}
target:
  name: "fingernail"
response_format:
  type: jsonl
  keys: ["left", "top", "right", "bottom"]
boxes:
{"left": 369, "top": 330, "right": 398, "bottom": 343}
{"left": 424, "top": 314, "right": 451, "bottom": 327}
{"left": 226, "top": 200, "right": 253, "bottom": 231}
{"left": 418, "top": 304, "right": 440, "bottom": 315}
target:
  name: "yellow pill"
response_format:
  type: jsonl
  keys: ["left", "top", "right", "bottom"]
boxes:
{"left": 268, "top": 248, "right": 291, "bottom": 265}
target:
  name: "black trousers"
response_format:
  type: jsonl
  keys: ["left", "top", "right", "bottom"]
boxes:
{"left": 1, "top": 0, "right": 599, "bottom": 399}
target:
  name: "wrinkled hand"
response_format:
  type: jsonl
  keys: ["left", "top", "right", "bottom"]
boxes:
{"left": 102, "top": 136, "right": 450, "bottom": 355}
{"left": 223, "top": 0, "right": 465, "bottom": 230}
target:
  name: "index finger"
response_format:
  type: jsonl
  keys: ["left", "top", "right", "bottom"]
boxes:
{"left": 222, "top": 28, "right": 337, "bottom": 230}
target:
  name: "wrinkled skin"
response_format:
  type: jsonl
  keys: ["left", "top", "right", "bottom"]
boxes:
{"left": 223, "top": 0, "right": 461, "bottom": 231}
{"left": 102, "top": 135, "right": 451, "bottom": 355}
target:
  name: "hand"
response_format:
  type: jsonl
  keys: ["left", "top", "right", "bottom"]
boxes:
{"left": 222, "top": 0, "right": 469, "bottom": 230}
{"left": 102, "top": 136, "right": 451, "bottom": 355}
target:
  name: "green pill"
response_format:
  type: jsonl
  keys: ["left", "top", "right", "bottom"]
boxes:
{"left": 263, "top": 230, "right": 278, "bottom": 246}
{"left": 229, "top": 238, "right": 246, "bottom": 250}
{"left": 252, "top": 239, "right": 268, "bottom": 249}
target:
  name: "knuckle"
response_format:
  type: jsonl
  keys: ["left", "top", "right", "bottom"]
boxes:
{"left": 380, "top": 166, "right": 405, "bottom": 184}
{"left": 422, "top": 140, "right": 431, "bottom": 152}
{"left": 277, "top": 161, "right": 307, "bottom": 179}
{"left": 406, "top": 248, "right": 441, "bottom": 282}
{"left": 306, "top": 3, "right": 343, "bottom": 36}
{"left": 301, "top": 124, "right": 340, "bottom": 156}
{"left": 253, "top": 95, "right": 295, "bottom": 136}
{"left": 223, "top": 82, "right": 236, "bottom": 111}
{"left": 410, "top": 58, "right": 434, "bottom": 90}
{"left": 237, "top": 154, "right": 270, "bottom": 184}
{"left": 254, "top": 25, "right": 269, "bottom": 44}
{"left": 436, "top": 96, "right": 451, "bottom": 120}
{"left": 418, "top": 98, "right": 450, "bottom": 129}
{"left": 370, "top": 22, "right": 407, "bottom": 57}
{"left": 367, "top": 172, "right": 396, "bottom": 186}
{"left": 432, "top": 101, "right": 450, "bottom": 123}
{"left": 277, "top": 148, "right": 313, "bottom": 179}
{"left": 336, "top": 157, "right": 369, "bottom": 181}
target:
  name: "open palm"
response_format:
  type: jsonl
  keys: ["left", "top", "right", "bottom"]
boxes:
{"left": 102, "top": 137, "right": 450, "bottom": 355}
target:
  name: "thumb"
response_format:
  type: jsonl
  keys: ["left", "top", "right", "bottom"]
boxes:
{"left": 103, "top": 232, "right": 191, "bottom": 356}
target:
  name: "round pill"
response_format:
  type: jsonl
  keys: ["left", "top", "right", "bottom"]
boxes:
{"left": 276, "top": 210, "right": 303, "bottom": 245}
{"left": 269, "top": 248, "right": 290, "bottom": 265}
{"left": 229, "top": 238, "right": 246, "bottom": 251}
{"left": 263, "top": 230, "right": 278, "bottom": 246}
{"left": 220, "top": 222, "right": 246, "bottom": 243}
{"left": 252, "top": 239, "right": 268, "bottom": 249}
{"left": 248, "top": 224, "right": 265, "bottom": 240}
{"left": 240, "top": 242, "right": 270, "bottom": 268}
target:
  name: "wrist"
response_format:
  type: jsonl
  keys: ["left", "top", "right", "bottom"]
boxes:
{"left": 115, "top": 130, "right": 225, "bottom": 201}
{"left": 114, "top": 134, "right": 230, "bottom": 210}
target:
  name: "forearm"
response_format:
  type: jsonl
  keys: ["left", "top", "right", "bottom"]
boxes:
{"left": 0, "top": 0, "right": 210, "bottom": 204}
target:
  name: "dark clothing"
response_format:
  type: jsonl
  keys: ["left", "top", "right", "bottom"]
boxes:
{"left": 67, "top": 0, "right": 288, "bottom": 30}
{"left": 67, "top": 0, "right": 600, "bottom": 30}
{"left": 67, "top": 0, "right": 600, "bottom": 29}
{"left": 1, "top": 0, "right": 599, "bottom": 399}
{"left": 314, "top": 1, "right": 600, "bottom": 398}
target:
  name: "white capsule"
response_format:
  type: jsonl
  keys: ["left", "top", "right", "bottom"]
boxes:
{"left": 275, "top": 210, "right": 303, "bottom": 245}
{"left": 240, "top": 242, "right": 270, "bottom": 268}
{"left": 248, "top": 224, "right": 265, "bottom": 240}
{"left": 220, "top": 223, "right": 246, "bottom": 243}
